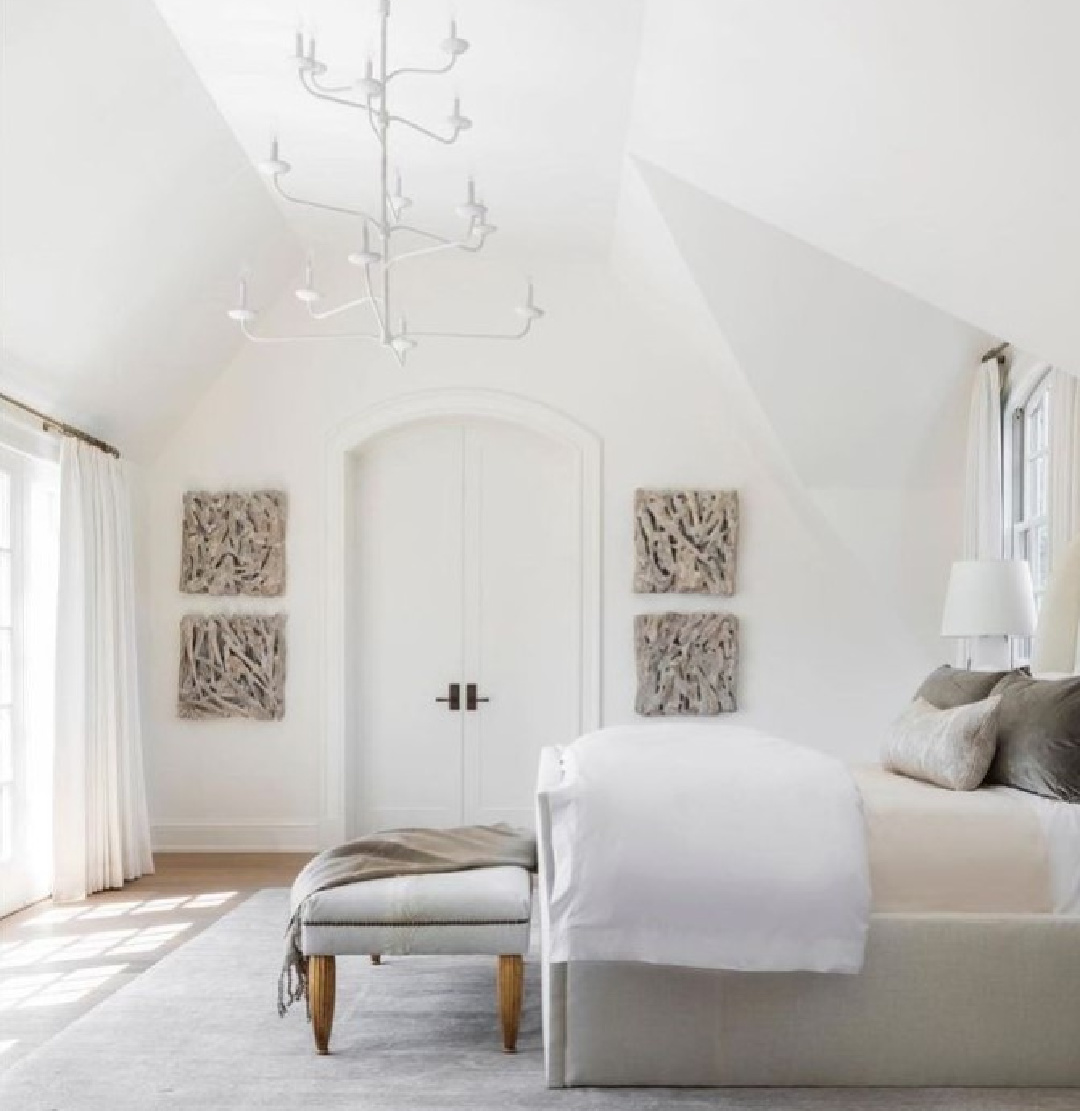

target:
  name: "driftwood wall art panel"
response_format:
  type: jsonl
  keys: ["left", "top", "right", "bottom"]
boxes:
{"left": 180, "top": 491, "right": 287, "bottom": 596}
{"left": 634, "top": 489, "right": 738, "bottom": 595}
{"left": 635, "top": 612, "right": 738, "bottom": 715}
{"left": 178, "top": 615, "right": 286, "bottom": 721}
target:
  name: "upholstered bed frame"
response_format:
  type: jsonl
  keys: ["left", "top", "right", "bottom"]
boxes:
{"left": 536, "top": 751, "right": 1080, "bottom": 1088}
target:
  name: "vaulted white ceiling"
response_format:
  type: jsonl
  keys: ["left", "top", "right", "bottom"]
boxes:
{"left": 0, "top": 0, "right": 301, "bottom": 457}
{"left": 5, "top": 0, "right": 1080, "bottom": 461}
{"left": 627, "top": 0, "right": 1080, "bottom": 374}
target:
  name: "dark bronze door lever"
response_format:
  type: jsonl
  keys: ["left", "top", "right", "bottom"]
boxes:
{"left": 435, "top": 683, "right": 461, "bottom": 711}
{"left": 466, "top": 683, "right": 490, "bottom": 712}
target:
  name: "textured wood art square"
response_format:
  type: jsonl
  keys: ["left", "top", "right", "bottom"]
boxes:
{"left": 181, "top": 491, "right": 287, "bottom": 596}
{"left": 635, "top": 612, "right": 738, "bottom": 715}
{"left": 634, "top": 489, "right": 738, "bottom": 595}
{"left": 178, "top": 615, "right": 286, "bottom": 721}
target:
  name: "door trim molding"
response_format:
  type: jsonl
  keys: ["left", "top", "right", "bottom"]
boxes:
{"left": 323, "top": 389, "right": 602, "bottom": 847}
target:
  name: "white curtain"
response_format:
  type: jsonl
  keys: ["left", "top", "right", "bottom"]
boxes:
{"left": 53, "top": 439, "right": 153, "bottom": 901}
{"left": 1048, "top": 367, "right": 1080, "bottom": 567}
{"left": 962, "top": 357, "right": 1004, "bottom": 560}
{"left": 958, "top": 358, "right": 1004, "bottom": 667}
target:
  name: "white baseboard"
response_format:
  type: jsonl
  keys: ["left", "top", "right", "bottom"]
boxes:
{"left": 151, "top": 823, "right": 320, "bottom": 853}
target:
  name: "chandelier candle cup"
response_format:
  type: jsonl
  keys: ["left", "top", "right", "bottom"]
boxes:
{"left": 258, "top": 137, "right": 291, "bottom": 178}
{"left": 441, "top": 20, "right": 470, "bottom": 57}
{"left": 348, "top": 225, "right": 381, "bottom": 268}
{"left": 356, "top": 58, "right": 383, "bottom": 100}
{"left": 227, "top": 278, "right": 256, "bottom": 323}
{"left": 447, "top": 96, "right": 472, "bottom": 133}
{"left": 294, "top": 255, "right": 321, "bottom": 304}
{"left": 228, "top": 0, "right": 542, "bottom": 365}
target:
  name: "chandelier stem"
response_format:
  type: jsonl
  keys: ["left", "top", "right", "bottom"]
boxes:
{"left": 378, "top": 0, "right": 391, "bottom": 346}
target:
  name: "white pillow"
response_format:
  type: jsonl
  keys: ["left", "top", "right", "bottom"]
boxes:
{"left": 882, "top": 695, "right": 1001, "bottom": 791}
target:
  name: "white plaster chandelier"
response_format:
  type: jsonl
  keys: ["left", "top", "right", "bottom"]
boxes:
{"left": 228, "top": 0, "right": 544, "bottom": 366}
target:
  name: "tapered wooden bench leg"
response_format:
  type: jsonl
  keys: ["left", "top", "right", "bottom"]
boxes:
{"left": 497, "top": 954, "right": 524, "bottom": 1053}
{"left": 370, "top": 954, "right": 382, "bottom": 966}
{"left": 309, "top": 955, "right": 336, "bottom": 1055}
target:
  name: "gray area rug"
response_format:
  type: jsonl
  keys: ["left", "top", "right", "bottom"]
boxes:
{"left": 0, "top": 888, "right": 1076, "bottom": 1110}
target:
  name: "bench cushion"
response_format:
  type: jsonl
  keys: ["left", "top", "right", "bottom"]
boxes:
{"left": 300, "top": 865, "right": 533, "bottom": 958}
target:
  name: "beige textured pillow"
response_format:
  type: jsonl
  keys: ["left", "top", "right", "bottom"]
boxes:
{"left": 882, "top": 695, "right": 1001, "bottom": 791}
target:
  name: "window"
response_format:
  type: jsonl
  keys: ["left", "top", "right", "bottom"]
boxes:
{"left": 1007, "top": 370, "right": 1052, "bottom": 663}
{"left": 0, "top": 441, "right": 59, "bottom": 916}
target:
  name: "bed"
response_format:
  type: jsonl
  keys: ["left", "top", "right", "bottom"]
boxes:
{"left": 536, "top": 740, "right": 1080, "bottom": 1088}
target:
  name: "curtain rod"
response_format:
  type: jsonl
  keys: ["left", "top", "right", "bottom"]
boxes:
{"left": 0, "top": 389, "right": 120, "bottom": 458}
{"left": 981, "top": 340, "right": 1010, "bottom": 363}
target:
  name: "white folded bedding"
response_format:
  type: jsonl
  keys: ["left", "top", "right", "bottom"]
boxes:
{"left": 543, "top": 723, "right": 871, "bottom": 973}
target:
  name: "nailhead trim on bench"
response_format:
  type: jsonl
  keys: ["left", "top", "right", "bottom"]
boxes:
{"left": 303, "top": 918, "right": 531, "bottom": 928}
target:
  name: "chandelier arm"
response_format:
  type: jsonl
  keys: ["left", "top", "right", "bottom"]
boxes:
{"left": 388, "top": 114, "right": 461, "bottom": 145}
{"left": 385, "top": 238, "right": 483, "bottom": 268}
{"left": 388, "top": 223, "right": 484, "bottom": 247}
{"left": 299, "top": 70, "right": 375, "bottom": 114}
{"left": 239, "top": 320, "right": 381, "bottom": 344}
{"left": 305, "top": 294, "right": 383, "bottom": 321}
{"left": 309, "top": 73, "right": 355, "bottom": 94}
{"left": 388, "top": 223, "right": 452, "bottom": 243}
{"left": 363, "top": 266, "right": 388, "bottom": 341}
{"left": 272, "top": 177, "right": 379, "bottom": 227}
{"left": 410, "top": 319, "right": 538, "bottom": 342}
{"left": 385, "top": 57, "right": 457, "bottom": 83}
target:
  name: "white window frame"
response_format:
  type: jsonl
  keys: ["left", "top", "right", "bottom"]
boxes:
{"left": 1004, "top": 364, "right": 1053, "bottom": 665}
{"left": 0, "top": 430, "right": 59, "bottom": 916}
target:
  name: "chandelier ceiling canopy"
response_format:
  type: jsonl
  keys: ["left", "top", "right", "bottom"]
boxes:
{"left": 228, "top": 0, "right": 543, "bottom": 366}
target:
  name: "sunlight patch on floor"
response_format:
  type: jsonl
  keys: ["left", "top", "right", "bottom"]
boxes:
{"left": 22, "top": 965, "right": 128, "bottom": 1009}
{"left": 22, "top": 891, "right": 239, "bottom": 927}
{"left": 185, "top": 892, "right": 237, "bottom": 908}
{"left": 1, "top": 924, "right": 193, "bottom": 968}
{"left": 109, "top": 923, "right": 191, "bottom": 956}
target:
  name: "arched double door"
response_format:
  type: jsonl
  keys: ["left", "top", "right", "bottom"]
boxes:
{"left": 347, "top": 416, "right": 585, "bottom": 834}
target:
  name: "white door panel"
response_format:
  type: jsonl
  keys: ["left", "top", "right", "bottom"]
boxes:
{"left": 464, "top": 422, "right": 581, "bottom": 828}
{"left": 351, "top": 417, "right": 582, "bottom": 835}
{"left": 353, "top": 423, "right": 465, "bottom": 834}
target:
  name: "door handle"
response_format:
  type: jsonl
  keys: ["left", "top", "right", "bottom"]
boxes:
{"left": 435, "top": 683, "right": 461, "bottom": 711}
{"left": 466, "top": 683, "right": 490, "bottom": 712}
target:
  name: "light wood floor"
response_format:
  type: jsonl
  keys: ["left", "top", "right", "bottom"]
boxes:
{"left": 0, "top": 853, "right": 311, "bottom": 1073}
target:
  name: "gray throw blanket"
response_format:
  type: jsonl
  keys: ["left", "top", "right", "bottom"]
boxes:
{"left": 278, "top": 823, "right": 537, "bottom": 1017}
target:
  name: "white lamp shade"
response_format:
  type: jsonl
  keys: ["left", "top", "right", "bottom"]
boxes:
{"left": 941, "top": 559, "right": 1037, "bottom": 638}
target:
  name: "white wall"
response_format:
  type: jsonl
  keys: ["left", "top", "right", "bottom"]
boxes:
{"left": 138, "top": 233, "right": 981, "bottom": 849}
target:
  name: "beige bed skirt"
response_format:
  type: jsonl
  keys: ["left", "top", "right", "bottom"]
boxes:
{"left": 537, "top": 750, "right": 1080, "bottom": 1087}
{"left": 543, "top": 914, "right": 1080, "bottom": 1087}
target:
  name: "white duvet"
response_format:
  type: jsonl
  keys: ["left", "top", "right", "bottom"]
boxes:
{"left": 543, "top": 723, "right": 871, "bottom": 973}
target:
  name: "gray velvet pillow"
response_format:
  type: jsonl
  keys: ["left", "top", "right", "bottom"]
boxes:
{"left": 987, "top": 672, "right": 1080, "bottom": 802}
{"left": 883, "top": 696, "right": 1001, "bottom": 791}
{"left": 915, "top": 664, "right": 1025, "bottom": 710}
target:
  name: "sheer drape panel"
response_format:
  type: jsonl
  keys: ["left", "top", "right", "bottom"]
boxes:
{"left": 959, "top": 359, "right": 1004, "bottom": 667}
{"left": 1048, "top": 367, "right": 1080, "bottom": 567}
{"left": 962, "top": 358, "right": 1004, "bottom": 561}
{"left": 53, "top": 440, "right": 152, "bottom": 902}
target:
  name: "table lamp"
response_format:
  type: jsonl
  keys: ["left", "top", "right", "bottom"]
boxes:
{"left": 941, "top": 559, "right": 1037, "bottom": 669}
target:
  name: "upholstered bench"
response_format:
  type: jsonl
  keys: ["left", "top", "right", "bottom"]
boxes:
{"left": 300, "top": 865, "right": 533, "bottom": 1055}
